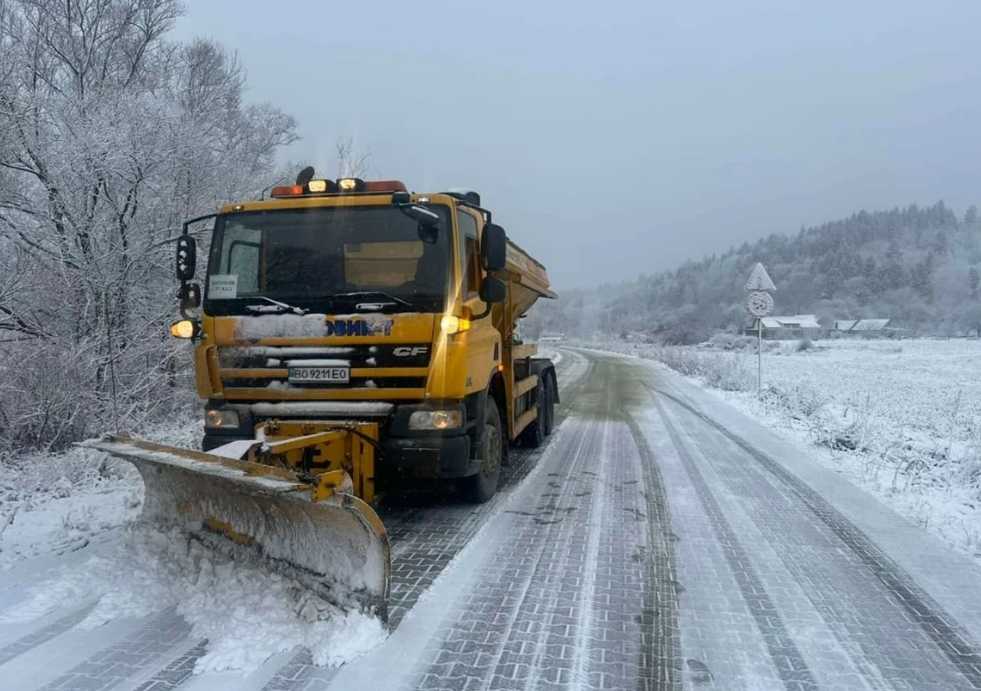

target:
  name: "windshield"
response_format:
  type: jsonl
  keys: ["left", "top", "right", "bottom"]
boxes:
{"left": 204, "top": 205, "right": 452, "bottom": 314}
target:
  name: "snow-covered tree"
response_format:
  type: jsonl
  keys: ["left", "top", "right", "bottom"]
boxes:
{"left": 0, "top": 0, "right": 296, "bottom": 451}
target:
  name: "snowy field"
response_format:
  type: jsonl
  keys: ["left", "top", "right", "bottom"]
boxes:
{"left": 583, "top": 337, "right": 981, "bottom": 564}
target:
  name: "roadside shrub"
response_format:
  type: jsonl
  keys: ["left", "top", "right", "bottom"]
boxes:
{"left": 651, "top": 346, "right": 753, "bottom": 391}
{"left": 706, "top": 333, "right": 757, "bottom": 351}
{"left": 761, "top": 383, "right": 827, "bottom": 420}
{"left": 795, "top": 338, "right": 814, "bottom": 352}
{"left": 703, "top": 357, "right": 754, "bottom": 391}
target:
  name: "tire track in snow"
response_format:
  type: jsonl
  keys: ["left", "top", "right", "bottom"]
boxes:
{"left": 658, "top": 392, "right": 891, "bottom": 690}
{"left": 653, "top": 384, "right": 981, "bottom": 690}
{"left": 452, "top": 352, "right": 658, "bottom": 691}
{"left": 652, "top": 395, "right": 819, "bottom": 690}
{"left": 622, "top": 410, "right": 682, "bottom": 690}
{"left": 568, "top": 349, "right": 684, "bottom": 689}
{"left": 666, "top": 391, "right": 920, "bottom": 690}
{"left": 518, "top": 415, "right": 608, "bottom": 691}
{"left": 564, "top": 414, "right": 612, "bottom": 691}
{"left": 470, "top": 414, "right": 597, "bottom": 690}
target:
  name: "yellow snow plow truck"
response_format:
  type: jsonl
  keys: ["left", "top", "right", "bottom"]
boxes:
{"left": 84, "top": 171, "right": 557, "bottom": 622}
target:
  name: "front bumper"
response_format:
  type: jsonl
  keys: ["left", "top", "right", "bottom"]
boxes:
{"left": 201, "top": 400, "right": 478, "bottom": 480}
{"left": 381, "top": 434, "right": 475, "bottom": 480}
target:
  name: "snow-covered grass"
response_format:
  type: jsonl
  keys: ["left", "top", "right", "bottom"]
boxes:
{"left": 586, "top": 337, "right": 981, "bottom": 562}
{"left": 0, "top": 417, "right": 199, "bottom": 569}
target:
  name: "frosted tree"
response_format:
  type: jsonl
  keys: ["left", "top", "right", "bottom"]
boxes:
{"left": 335, "top": 137, "right": 372, "bottom": 178}
{"left": 0, "top": 0, "right": 296, "bottom": 451}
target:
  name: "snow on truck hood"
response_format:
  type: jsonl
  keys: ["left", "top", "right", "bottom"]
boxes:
{"left": 230, "top": 312, "right": 428, "bottom": 340}
{"left": 249, "top": 401, "right": 395, "bottom": 417}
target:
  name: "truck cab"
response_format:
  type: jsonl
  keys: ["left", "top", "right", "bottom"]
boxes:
{"left": 172, "top": 175, "right": 558, "bottom": 501}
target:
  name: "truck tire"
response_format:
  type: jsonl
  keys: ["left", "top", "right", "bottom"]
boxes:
{"left": 519, "top": 384, "right": 546, "bottom": 448}
{"left": 465, "top": 396, "right": 502, "bottom": 503}
{"left": 542, "top": 374, "right": 555, "bottom": 437}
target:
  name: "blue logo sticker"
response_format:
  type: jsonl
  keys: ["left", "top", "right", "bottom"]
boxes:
{"left": 324, "top": 319, "right": 394, "bottom": 337}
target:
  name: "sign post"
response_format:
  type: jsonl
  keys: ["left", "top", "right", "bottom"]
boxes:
{"left": 745, "top": 263, "right": 776, "bottom": 396}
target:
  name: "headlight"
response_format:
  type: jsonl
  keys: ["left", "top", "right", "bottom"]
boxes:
{"left": 408, "top": 409, "right": 463, "bottom": 431}
{"left": 169, "top": 319, "right": 199, "bottom": 339}
{"left": 440, "top": 315, "right": 471, "bottom": 335}
{"left": 206, "top": 409, "right": 240, "bottom": 429}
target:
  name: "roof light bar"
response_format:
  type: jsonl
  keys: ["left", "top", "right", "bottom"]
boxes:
{"left": 307, "top": 179, "right": 335, "bottom": 193}
{"left": 269, "top": 177, "right": 409, "bottom": 198}
{"left": 365, "top": 180, "right": 408, "bottom": 193}
{"left": 270, "top": 184, "right": 304, "bottom": 198}
{"left": 337, "top": 177, "right": 363, "bottom": 192}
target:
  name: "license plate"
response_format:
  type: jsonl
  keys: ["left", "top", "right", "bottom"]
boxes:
{"left": 288, "top": 366, "right": 350, "bottom": 384}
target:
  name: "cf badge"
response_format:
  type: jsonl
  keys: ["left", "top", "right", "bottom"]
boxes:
{"left": 393, "top": 346, "right": 428, "bottom": 357}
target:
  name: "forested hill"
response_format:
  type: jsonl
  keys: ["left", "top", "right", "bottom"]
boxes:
{"left": 530, "top": 202, "right": 981, "bottom": 343}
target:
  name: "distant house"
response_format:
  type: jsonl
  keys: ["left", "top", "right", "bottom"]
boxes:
{"left": 833, "top": 318, "right": 893, "bottom": 337}
{"left": 745, "top": 314, "right": 822, "bottom": 340}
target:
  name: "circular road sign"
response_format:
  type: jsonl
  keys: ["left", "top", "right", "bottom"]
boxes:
{"left": 746, "top": 290, "right": 774, "bottom": 317}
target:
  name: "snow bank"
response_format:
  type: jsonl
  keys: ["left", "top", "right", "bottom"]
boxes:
{"left": 1, "top": 524, "right": 386, "bottom": 673}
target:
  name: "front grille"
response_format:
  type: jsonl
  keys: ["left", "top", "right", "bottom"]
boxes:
{"left": 219, "top": 345, "right": 430, "bottom": 369}
{"left": 218, "top": 344, "right": 430, "bottom": 390}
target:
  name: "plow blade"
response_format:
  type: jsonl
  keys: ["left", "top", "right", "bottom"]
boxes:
{"left": 82, "top": 435, "right": 391, "bottom": 621}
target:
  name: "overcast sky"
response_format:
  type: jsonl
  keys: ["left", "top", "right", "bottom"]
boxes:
{"left": 175, "top": 1, "right": 981, "bottom": 290}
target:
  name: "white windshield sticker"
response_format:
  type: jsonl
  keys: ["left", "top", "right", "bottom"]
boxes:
{"left": 209, "top": 274, "right": 238, "bottom": 299}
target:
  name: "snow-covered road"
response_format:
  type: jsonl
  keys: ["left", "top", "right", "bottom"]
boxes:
{"left": 3, "top": 348, "right": 981, "bottom": 690}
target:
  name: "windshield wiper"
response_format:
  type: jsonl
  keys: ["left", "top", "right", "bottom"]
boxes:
{"left": 244, "top": 296, "right": 309, "bottom": 315}
{"left": 330, "top": 291, "right": 417, "bottom": 311}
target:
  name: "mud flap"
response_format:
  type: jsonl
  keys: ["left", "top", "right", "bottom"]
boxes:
{"left": 81, "top": 435, "right": 391, "bottom": 621}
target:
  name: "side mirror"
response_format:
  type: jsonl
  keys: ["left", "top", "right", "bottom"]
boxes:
{"left": 178, "top": 282, "right": 201, "bottom": 312}
{"left": 176, "top": 235, "right": 196, "bottom": 281}
{"left": 479, "top": 276, "right": 506, "bottom": 304}
{"left": 481, "top": 223, "right": 507, "bottom": 271}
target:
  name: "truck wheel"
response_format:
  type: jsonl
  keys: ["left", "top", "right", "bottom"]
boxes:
{"left": 465, "top": 397, "right": 502, "bottom": 503}
{"left": 542, "top": 375, "right": 555, "bottom": 437}
{"left": 519, "top": 386, "right": 546, "bottom": 448}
